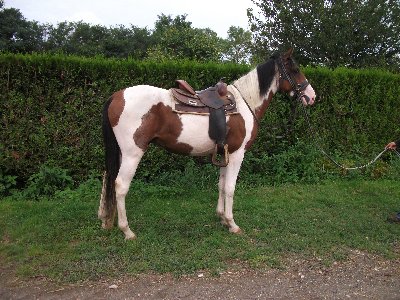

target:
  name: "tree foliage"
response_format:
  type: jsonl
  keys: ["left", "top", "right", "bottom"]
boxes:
{"left": 147, "top": 14, "right": 224, "bottom": 62}
{"left": 0, "top": 4, "right": 247, "bottom": 63}
{"left": 2, "top": 1, "right": 399, "bottom": 69}
{"left": 223, "top": 26, "right": 253, "bottom": 64}
{"left": 43, "top": 21, "right": 152, "bottom": 59}
{"left": 249, "top": 0, "right": 400, "bottom": 69}
{"left": 0, "top": 2, "right": 47, "bottom": 53}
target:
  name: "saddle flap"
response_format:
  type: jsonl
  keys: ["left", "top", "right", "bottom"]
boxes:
{"left": 208, "top": 108, "right": 227, "bottom": 144}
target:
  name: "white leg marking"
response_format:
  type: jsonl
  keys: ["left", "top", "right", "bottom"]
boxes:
{"left": 115, "top": 152, "right": 144, "bottom": 240}
{"left": 223, "top": 150, "right": 245, "bottom": 234}
{"left": 217, "top": 167, "right": 227, "bottom": 220}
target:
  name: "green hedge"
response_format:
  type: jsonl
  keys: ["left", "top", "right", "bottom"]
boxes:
{"left": 0, "top": 54, "right": 248, "bottom": 183}
{"left": 1, "top": 53, "right": 400, "bottom": 186}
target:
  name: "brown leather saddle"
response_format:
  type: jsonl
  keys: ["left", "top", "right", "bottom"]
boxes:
{"left": 171, "top": 80, "right": 237, "bottom": 167}
{"left": 172, "top": 80, "right": 237, "bottom": 114}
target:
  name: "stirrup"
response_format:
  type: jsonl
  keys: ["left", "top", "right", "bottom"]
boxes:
{"left": 212, "top": 144, "right": 229, "bottom": 167}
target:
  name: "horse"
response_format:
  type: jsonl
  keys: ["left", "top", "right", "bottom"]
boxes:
{"left": 98, "top": 48, "right": 316, "bottom": 240}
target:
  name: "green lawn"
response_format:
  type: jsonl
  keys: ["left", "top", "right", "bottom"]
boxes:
{"left": 0, "top": 179, "right": 399, "bottom": 282}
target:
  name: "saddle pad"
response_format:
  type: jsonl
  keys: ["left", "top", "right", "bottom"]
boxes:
{"left": 174, "top": 103, "right": 238, "bottom": 115}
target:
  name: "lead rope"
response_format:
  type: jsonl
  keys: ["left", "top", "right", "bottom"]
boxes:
{"left": 300, "top": 103, "right": 400, "bottom": 170}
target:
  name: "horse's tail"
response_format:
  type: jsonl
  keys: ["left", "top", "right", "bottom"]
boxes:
{"left": 101, "top": 97, "right": 120, "bottom": 220}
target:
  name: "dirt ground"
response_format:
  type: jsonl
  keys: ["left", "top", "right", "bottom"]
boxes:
{"left": 1, "top": 250, "right": 399, "bottom": 300}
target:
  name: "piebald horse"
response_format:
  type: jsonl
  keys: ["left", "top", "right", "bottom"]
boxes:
{"left": 99, "top": 49, "right": 316, "bottom": 240}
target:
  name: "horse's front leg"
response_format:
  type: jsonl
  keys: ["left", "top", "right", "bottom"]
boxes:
{"left": 216, "top": 167, "right": 226, "bottom": 220}
{"left": 220, "top": 149, "right": 245, "bottom": 234}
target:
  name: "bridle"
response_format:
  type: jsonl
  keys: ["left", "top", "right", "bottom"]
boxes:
{"left": 233, "top": 55, "right": 312, "bottom": 126}
{"left": 276, "top": 56, "right": 311, "bottom": 104}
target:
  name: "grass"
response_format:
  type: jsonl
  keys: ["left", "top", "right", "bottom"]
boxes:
{"left": 0, "top": 179, "right": 399, "bottom": 282}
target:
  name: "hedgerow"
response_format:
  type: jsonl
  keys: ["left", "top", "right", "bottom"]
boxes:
{"left": 1, "top": 53, "right": 400, "bottom": 189}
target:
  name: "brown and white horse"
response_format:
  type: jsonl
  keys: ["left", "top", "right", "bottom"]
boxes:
{"left": 99, "top": 49, "right": 316, "bottom": 240}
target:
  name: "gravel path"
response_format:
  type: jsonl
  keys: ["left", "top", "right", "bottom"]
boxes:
{"left": 1, "top": 250, "right": 399, "bottom": 300}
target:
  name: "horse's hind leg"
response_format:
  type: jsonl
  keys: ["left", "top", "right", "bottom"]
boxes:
{"left": 115, "top": 150, "right": 144, "bottom": 240}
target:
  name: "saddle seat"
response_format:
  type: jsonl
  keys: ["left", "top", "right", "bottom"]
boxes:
{"left": 171, "top": 80, "right": 237, "bottom": 167}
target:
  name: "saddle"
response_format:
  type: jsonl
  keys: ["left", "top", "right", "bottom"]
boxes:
{"left": 171, "top": 80, "right": 237, "bottom": 167}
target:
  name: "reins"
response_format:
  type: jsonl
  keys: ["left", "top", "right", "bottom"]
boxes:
{"left": 277, "top": 54, "right": 400, "bottom": 170}
{"left": 300, "top": 103, "right": 400, "bottom": 170}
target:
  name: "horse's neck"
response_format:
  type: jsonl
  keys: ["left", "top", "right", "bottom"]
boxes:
{"left": 232, "top": 67, "right": 278, "bottom": 114}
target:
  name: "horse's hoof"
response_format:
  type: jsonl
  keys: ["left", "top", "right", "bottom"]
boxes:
{"left": 124, "top": 232, "right": 137, "bottom": 240}
{"left": 101, "top": 221, "right": 113, "bottom": 229}
{"left": 229, "top": 227, "right": 242, "bottom": 234}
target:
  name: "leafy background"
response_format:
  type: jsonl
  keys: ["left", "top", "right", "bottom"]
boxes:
{"left": 1, "top": 54, "right": 400, "bottom": 191}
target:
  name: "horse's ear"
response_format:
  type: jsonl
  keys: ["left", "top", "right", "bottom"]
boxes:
{"left": 283, "top": 48, "right": 294, "bottom": 58}
{"left": 270, "top": 52, "right": 279, "bottom": 60}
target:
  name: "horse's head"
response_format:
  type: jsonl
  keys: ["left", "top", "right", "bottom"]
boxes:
{"left": 276, "top": 48, "right": 316, "bottom": 106}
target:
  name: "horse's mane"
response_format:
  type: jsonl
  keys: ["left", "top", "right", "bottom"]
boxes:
{"left": 257, "top": 58, "right": 277, "bottom": 97}
{"left": 232, "top": 57, "right": 277, "bottom": 112}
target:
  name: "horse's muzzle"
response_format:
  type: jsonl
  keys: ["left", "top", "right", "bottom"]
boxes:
{"left": 298, "top": 94, "right": 315, "bottom": 106}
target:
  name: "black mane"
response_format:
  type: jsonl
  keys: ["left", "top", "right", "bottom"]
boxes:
{"left": 256, "top": 58, "right": 277, "bottom": 96}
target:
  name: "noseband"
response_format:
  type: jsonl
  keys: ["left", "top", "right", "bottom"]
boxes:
{"left": 277, "top": 56, "right": 310, "bottom": 104}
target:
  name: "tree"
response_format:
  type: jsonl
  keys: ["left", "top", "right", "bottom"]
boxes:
{"left": 45, "top": 22, "right": 152, "bottom": 59}
{"left": 66, "top": 22, "right": 108, "bottom": 56}
{"left": 45, "top": 22, "right": 75, "bottom": 52}
{"left": 0, "top": 2, "right": 243, "bottom": 63}
{"left": 147, "top": 14, "right": 224, "bottom": 62}
{"left": 223, "top": 26, "right": 252, "bottom": 64}
{"left": 0, "top": 3, "right": 47, "bottom": 53}
{"left": 248, "top": 0, "right": 400, "bottom": 69}
{"left": 103, "top": 25, "right": 151, "bottom": 59}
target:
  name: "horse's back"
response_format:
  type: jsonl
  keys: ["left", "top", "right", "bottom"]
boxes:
{"left": 123, "top": 85, "right": 170, "bottom": 106}
{"left": 107, "top": 85, "right": 170, "bottom": 145}
{"left": 114, "top": 85, "right": 170, "bottom": 122}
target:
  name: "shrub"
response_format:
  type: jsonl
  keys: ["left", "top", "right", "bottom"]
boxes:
{"left": 0, "top": 169, "right": 17, "bottom": 196}
{"left": 24, "top": 164, "right": 74, "bottom": 200}
{"left": 1, "top": 53, "right": 400, "bottom": 187}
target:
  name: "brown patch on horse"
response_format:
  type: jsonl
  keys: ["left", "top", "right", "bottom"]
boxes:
{"left": 226, "top": 114, "right": 246, "bottom": 153}
{"left": 278, "top": 78, "right": 293, "bottom": 93}
{"left": 108, "top": 90, "right": 125, "bottom": 127}
{"left": 245, "top": 125, "right": 258, "bottom": 151}
{"left": 133, "top": 103, "right": 193, "bottom": 154}
{"left": 255, "top": 91, "right": 273, "bottom": 120}
{"left": 245, "top": 91, "right": 274, "bottom": 150}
